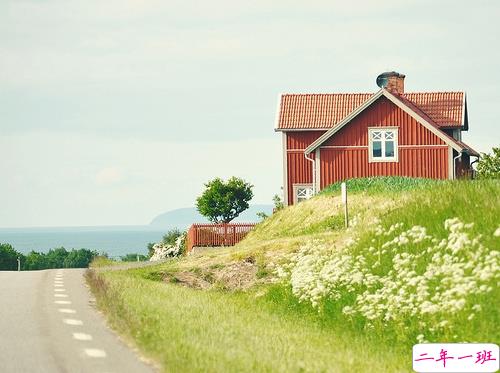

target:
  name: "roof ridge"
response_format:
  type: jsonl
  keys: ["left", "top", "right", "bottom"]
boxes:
{"left": 280, "top": 93, "right": 373, "bottom": 96}
{"left": 280, "top": 91, "right": 464, "bottom": 96}
{"left": 403, "top": 91, "right": 465, "bottom": 94}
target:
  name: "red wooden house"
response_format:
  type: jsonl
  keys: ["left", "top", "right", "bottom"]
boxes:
{"left": 275, "top": 72, "right": 479, "bottom": 206}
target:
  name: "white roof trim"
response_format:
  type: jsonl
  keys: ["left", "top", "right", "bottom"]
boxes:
{"left": 305, "top": 89, "right": 463, "bottom": 154}
{"left": 274, "top": 93, "right": 283, "bottom": 131}
{"left": 382, "top": 90, "right": 462, "bottom": 153}
{"left": 304, "top": 90, "right": 384, "bottom": 153}
{"left": 275, "top": 127, "right": 331, "bottom": 132}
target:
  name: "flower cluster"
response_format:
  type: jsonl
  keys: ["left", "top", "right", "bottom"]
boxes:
{"left": 149, "top": 233, "right": 186, "bottom": 261}
{"left": 277, "top": 218, "right": 499, "bottom": 331}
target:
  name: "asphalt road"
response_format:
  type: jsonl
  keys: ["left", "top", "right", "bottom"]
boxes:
{"left": 0, "top": 268, "right": 154, "bottom": 373}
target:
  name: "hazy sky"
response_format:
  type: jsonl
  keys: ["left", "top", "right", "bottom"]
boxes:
{"left": 1, "top": 0, "right": 499, "bottom": 227}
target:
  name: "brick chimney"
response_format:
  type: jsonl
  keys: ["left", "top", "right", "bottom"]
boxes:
{"left": 384, "top": 71, "right": 405, "bottom": 94}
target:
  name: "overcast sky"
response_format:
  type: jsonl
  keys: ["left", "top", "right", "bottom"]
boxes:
{"left": 1, "top": 0, "right": 499, "bottom": 227}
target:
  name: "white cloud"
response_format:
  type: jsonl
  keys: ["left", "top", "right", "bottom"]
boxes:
{"left": 94, "top": 167, "right": 123, "bottom": 185}
{"left": 0, "top": 131, "right": 281, "bottom": 227}
{"left": 0, "top": 0, "right": 499, "bottom": 227}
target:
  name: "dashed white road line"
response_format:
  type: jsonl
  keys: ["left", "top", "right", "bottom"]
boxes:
{"left": 54, "top": 271, "right": 108, "bottom": 363}
{"left": 63, "top": 319, "right": 83, "bottom": 326}
{"left": 84, "top": 349, "right": 107, "bottom": 358}
{"left": 58, "top": 308, "right": 77, "bottom": 314}
{"left": 73, "top": 332, "right": 93, "bottom": 341}
{"left": 54, "top": 300, "right": 72, "bottom": 304}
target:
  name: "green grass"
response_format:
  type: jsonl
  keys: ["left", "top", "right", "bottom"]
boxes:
{"left": 320, "top": 176, "right": 442, "bottom": 195}
{"left": 87, "top": 177, "right": 500, "bottom": 372}
{"left": 87, "top": 268, "right": 409, "bottom": 372}
{"left": 286, "top": 179, "right": 500, "bottom": 346}
{"left": 89, "top": 255, "right": 118, "bottom": 268}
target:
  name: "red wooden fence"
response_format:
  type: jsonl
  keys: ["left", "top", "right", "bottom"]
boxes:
{"left": 186, "top": 223, "right": 256, "bottom": 253}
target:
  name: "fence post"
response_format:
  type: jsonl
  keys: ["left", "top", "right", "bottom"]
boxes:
{"left": 224, "top": 224, "right": 228, "bottom": 246}
{"left": 341, "top": 182, "right": 348, "bottom": 228}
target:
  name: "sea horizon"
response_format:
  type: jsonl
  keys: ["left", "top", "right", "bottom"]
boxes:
{"left": 0, "top": 225, "right": 170, "bottom": 258}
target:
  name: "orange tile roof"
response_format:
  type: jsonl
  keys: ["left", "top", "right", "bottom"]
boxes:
{"left": 391, "top": 94, "right": 478, "bottom": 157}
{"left": 404, "top": 92, "right": 464, "bottom": 128}
{"left": 276, "top": 91, "right": 465, "bottom": 130}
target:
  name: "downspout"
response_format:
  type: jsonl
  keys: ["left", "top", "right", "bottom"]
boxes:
{"left": 304, "top": 152, "right": 316, "bottom": 194}
{"left": 470, "top": 156, "right": 480, "bottom": 179}
{"left": 452, "top": 150, "right": 463, "bottom": 180}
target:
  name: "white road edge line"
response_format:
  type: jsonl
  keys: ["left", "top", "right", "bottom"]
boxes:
{"left": 58, "top": 308, "right": 77, "bottom": 314}
{"left": 63, "top": 319, "right": 83, "bottom": 326}
{"left": 84, "top": 349, "right": 107, "bottom": 358}
{"left": 73, "top": 332, "right": 93, "bottom": 341}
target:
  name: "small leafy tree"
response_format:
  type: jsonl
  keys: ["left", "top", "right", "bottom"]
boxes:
{"left": 476, "top": 147, "right": 500, "bottom": 179}
{"left": 24, "top": 251, "right": 48, "bottom": 270}
{"left": 272, "top": 193, "right": 284, "bottom": 211}
{"left": 196, "top": 177, "right": 253, "bottom": 223}
{"left": 162, "top": 228, "right": 184, "bottom": 245}
{"left": 63, "top": 249, "right": 98, "bottom": 268}
{"left": 0, "top": 243, "right": 23, "bottom": 271}
{"left": 45, "top": 247, "right": 69, "bottom": 268}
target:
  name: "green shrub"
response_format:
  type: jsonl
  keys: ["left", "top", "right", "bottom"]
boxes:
{"left": 162, "top": 228, "right": 184, "bottom": 246}
{"left": 0, "top": 243, "right": 23, "bottom": 271}
{"left": 476, "top": 147, "right": 500, "bottom": 179}
{"left": 23, "top": 251, "right": 49, "bottom": 270}
{"left": 63, "top": 249, "right": 98, "bottom": 268}
{"left": 120, "top": 253, "right": 148, "bottom": 262}
{"left": 22, "top": 247, "right": 98, "bottom": 270}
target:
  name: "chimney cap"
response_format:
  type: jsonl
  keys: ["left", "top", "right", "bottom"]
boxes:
{"left": 376, "top": 71, "right": 405, "bottom": 89}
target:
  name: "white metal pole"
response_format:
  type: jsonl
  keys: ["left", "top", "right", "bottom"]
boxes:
{"left": 341, "top": 182, "right": 348, "bottom": 228}
{"left": 17, "top": 257, "right": 20, "bottom": 272}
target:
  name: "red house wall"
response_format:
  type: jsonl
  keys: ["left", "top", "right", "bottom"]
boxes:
{"left": 284, "top": 97, "right": 450, "bottom": 204}
{"left": 285, "top": 131, "right": 324, "bottom": 204}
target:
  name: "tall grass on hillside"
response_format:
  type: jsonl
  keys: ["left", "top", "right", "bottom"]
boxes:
{"left": 320, "top": 176, "right": 441, "bottom": 195}
{"left": 87, "top": 267, "right": 409, "bottom": 373}
{"left": 277, "top": 180, "right": 500, "bottom": 345}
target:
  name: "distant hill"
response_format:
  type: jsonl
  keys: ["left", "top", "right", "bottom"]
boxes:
{"left": 149, "top": 205, "right": 273, "bottom": 230}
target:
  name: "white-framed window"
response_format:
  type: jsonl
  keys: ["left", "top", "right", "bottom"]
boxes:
{"left": 368, "top": 127, "right": 398, "bottom": 162}
{"left": 293, "top": 184, "right": 314, "bottom": 204}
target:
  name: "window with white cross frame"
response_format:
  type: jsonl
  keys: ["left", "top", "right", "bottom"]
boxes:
{"left": 368, "top": 127, "right": 398, "bottom": 162}
{"left": 293, "top": 184, "right": 314, "bottom": 204}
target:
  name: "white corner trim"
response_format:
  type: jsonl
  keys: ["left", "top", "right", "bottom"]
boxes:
{"left": 448, "top": 146, "right": 454, "bottom": 180}
{"left": 282, "top": 132, "right": 289, "bottom": 206}
{"left": 314, "top": 148, "right": 321, "bottom": 192}
{"left": 274, "top": 93, "right": 283, "bottom": 131}
{"left": 462, "top": 91, "right": 467, "bottom": 130}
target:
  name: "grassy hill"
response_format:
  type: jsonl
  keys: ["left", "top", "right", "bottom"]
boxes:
{"left": 87, "top": 177, "right": 500, "bottom": 373}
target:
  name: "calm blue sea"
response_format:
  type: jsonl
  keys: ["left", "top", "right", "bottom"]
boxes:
{"left": 0, "top": 226, "right": 166, "bottom": 258}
